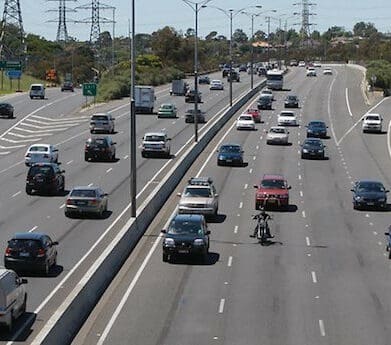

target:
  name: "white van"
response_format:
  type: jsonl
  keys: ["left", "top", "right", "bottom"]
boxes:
{"left": 0, "top": 268, "right": 27, "bottom": 331}
{"left": 29, "top": 83, "right": 45, "bottom": 99}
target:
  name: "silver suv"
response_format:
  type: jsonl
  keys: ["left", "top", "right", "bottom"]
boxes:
{"left": 141, "top": 132, "right": 171, "bottom": 158}
{"left": 177, "top": 177, "right": 219, "bottom": 218}
{"left": 89, "top": 113, "right": 115, "bottom": 134}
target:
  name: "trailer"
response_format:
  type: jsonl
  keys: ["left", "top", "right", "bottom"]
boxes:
{"left": 135, "top": 86, "right": 155, "bottom": 113}
{"left": 170, "top": 79, "right": 188, "bottom": 96}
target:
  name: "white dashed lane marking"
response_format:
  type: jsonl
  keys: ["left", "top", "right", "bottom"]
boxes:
{"left": 311, "top": 271, "right": 318, "bottom": 283}
{"left": 218, "top": 299, "right": 225, "bottom": 313}
{"left": 11, "top": 191, "right": 21, "bottom": 198}
{"left": 319, "top": 320, "right": 326, "bottom": 336}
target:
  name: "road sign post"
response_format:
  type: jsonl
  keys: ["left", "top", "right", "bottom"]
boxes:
{"left": 82, "top": 83, "right": 97, "bottom": 106}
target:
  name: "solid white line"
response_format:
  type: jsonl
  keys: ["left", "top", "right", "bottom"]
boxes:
{"left": 66, "top": 160, "right": 73, "bottom": 165}
{"left": 28, "top": 226, "right": 38, "bottom": 233}
{"left": 227, "top": 256, "right": 233, "bottom": 267}
{"left": 59, "top": 204, "right": 65, "bottom": 209}
{"left": 234, "top": 225, "right": 238, "bottom": 234}
{"left": 327, "top": 71, "right": 339, "bottom": 145}
{"left": 319, "top": 319, "right": 326, "bottom": 336}
{"left": 218, "top": 298, "right": 225, "bottom": 313}
{"left": 106, "top": 168, "right": 113, "bottom": 173}
{"left": 244, "top": 183, "right": 248, "bottom": 189}
{"left": 311, "top": 271, "right": 318, "bottom": 283}
{"left": 11, "top": 191, "right": 21, "bottom": 198}
{"left": 387, "top": 120, "right": 391, "bottom": 161}
{"left": 88, "top": 183, "right": 93, "bottom": 187}
{"left": 345, "top": 88, "right": 353, "bottom": 117}
{"left": 306, "top": 237, "right": 311, "bottom": 246}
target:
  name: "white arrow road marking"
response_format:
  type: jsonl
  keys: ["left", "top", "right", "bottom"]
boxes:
{"left": 8, "top": 132, "right": 52, "bottom": 138}
{"left": 0, "top": 151, "right": 10, "bottom": 155}
{"left": 0, "top": 143, "right": 26, "bottom": 149}
{"left": 17, "top": 123, "right": 70, "bottom": 131}
{"left": 1, "top": 137, "right": 41, "bottom": 143}
{"left": 32, "top": 115, "right": 90, "bottom": 121}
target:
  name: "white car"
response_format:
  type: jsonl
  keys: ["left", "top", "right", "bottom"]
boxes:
{"left": 313, "top": 61, "right": 322, "bottom": 67}
{"left": 323, "top": 68, "right": 332, "bottom": 75}
{"left": 278, "top": 111, "right": 297, "bottom": 126}
{"left": 298, "top": 61, "right": 306, "bottom": 67}
{"left": 362, "top": 113, "right": 383, "bottom": 133}
{"left": 260, "top": 89, "right": 274, "bottom": 100}
{"left": 266, "top": 126, "right": 289, "bottom": 145}
{"left": 141, "top": 132, "right": 171, "bottom": 158}
{"left": 306, "top": 68, "right": 317, "bottom": 77}
{"left": 210, "top": 80, "right": 224, "bottom": 90}
{"left": 236, "top": 114, "right": 255, "bottom": 130}
{"left": 25, "top": 144, "right": 59, "bottom": 166}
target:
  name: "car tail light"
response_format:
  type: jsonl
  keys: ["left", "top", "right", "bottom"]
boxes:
{"left": 5, "top": 247, "right": 11, "bottom": 256}
{"left": 37, "top": 248, "right": 46, "bottom": 258}
{"left": 89, "top": 199, "right": 98, "bottom": 205}
{"left": 66, "top": 199, "right": 74, "bottom": 205}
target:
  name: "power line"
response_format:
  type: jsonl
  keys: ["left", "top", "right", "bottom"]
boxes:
{"left": 46, "top": 0, "right": 78, "bottom": 42}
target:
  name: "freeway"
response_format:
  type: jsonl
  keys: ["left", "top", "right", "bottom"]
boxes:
{"left": 73, "top": 65, "right": 391, "bottom": 345}
{"left": 0, "top": 71, "right": 258, "bottom": 342}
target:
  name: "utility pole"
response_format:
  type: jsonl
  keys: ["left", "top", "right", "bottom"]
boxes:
{"left": 47, "top": 0, "right": 77, "bottom": 43}
{"left": 293, "top": 0, "right": 316, "bottom": 43}
{"left": 265, "top": 16, "right": 271, "bottom": 64}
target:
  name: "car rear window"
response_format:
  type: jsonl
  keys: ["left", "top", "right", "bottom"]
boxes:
{"left": 88, "top": 138, "right": 107, "bottom": 146}
{"left": 29, "top": 146, "right": 48, "bottom": 152}
{"left": 31, "top": 86, "right": 43, "bottom": 91}
{"left": 260, "top": 179, "right": 286, "bottom": 189}
{"left": 271, "top": 128, "right": 285, "bottom": 133}
{"left": 28, "top": 166, "right": 54, "bottom": 176}
{"left": 70, "top": 189, "right": 97, "bottom": 197}
{"left": 366, "top": 116, "right": 380, "bottom": 121}
{"left": 220, "top": 145, "right": 241, "bottom": 153}
{"left": 184, "top": 187, "right": 212, "bottom": 197}
{"left": 8, "top": 239, "right": 42, "bottom": 251}
{"left": 239, "top": 115, "right": 253, "bottom": 121}
{"left": 91, "top": 115, "right": 109, "bottom": 121}
{"left": 168, "top": 220, "right": 203, "bottom": 235}
{"left": 145, "top": 135, "right": 165, "bottom": 142}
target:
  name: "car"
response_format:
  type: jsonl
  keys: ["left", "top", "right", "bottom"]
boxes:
{"left": 185, "top": 89, "right": 202, "bottom": 103}
{"left": 298, "top": 61, "right": 306, "bottom": 67}
{"left": 25, "top": 162, "right": 65, "bottom": 195}
{"left": 65, "top": 186, "right": 109, "bottom": 218}
{"left": 257, "top": 67, "right": 267, "bottom": 76}
{"left": 306, "top": 68, "right": 317, "bottom": 77}
{"left": 306, "top": 120, "right": 328, "bottom": 138}
{"left": 236, "top": 113, "right": 255, "bottom": 130}
{"left": 25, "top": 143, "right": 59, "bottom": 166}
{"left": 217, "top": 143, "right": 244, "bottom": 166}
{"left": 257, "top": 95, "right": 273, "bottom": 110}
{"left": 301, "top": 138, "right": 326, "bottom": 159}
{"left": 277, "top": 111, "right": 297, "bottom": 126}
{"left": 351, "top": 180, "right": 389, "bottom": 210}
{"left": 4, "top": 232, "right": 58, "bottom": 275}
{"left": 157, "top": 103, "right": 177, "bottom": 118}
{"left": 239, "top": 64, "right": 247, "bottom": 72}
{"left": 185, "top": 108, "right": 206, "bottom": 123}
{"left": 260, "top": 89, "right": 274, "bottom": 101}
{"left": 254, "top": 174, "right": 291, "bottom": 210}
{"left": 209, "top": 79, "right": 224, "bottom": 90}
{"left": 161, "top": 214, "right": 210, "bottom": 262}
{"left": 177, "top": 177, "right": 219, "bottom": 217}
{"left": 84, "top": 136, "right": 116, "bottom": 161}
{"left": 141, "top": 132, "right": 171, "bottom": 158}
{"left": 244, "top": 108, "right": 261, "bottom": 123}
{"left": 29, "top": 83, "right": 45, "bottom": 99}
{"left": 0, "top": 269, "right": 27, "bottom": 331}
{"left": 289, "top": 59, "right": 298, "bottom": 66}
{"left": 362, "top": 113, "right": 383, "bottom": 133}
{"left": 222, "top": 67, "right": 230, "bottom": 77}
{"left": 284, "top": 95, "right": 299, "bottom": 108}
{"left": 313, "top": 61, "right": 322, "bottom": 67}
{"left": 89, "top": 113, "right": 115, "bottom": 134}
{"left": 61, "top": 81, "right": 74, "bottom": 92}
{"left": 266, "top": 126, "right": 289, "bottom": 145}
{"left": 227, "top": 70, "right": 240, "bottom": 82}
{"left": 198, "top": 75, "right": 210, "bottom": 84}
{"left": 323, "top": 68, "right": 332, "bottom": 75}
{"left": 0, "top": 102, "right": 14, "bottom": 118}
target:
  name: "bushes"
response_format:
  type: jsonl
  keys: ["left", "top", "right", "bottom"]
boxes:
{"left": 366, "top": 60, "right": 391, "bottom": 89}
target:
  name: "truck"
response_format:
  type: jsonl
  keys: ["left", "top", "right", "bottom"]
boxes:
{"left": 135, "top": 86, "right": 155, "bottom": 113}
{"left": 0, "top": 269, "right": 27, "bottom": 331}
{"left": 170, "top": 79, "right": 188, "bottom": 96}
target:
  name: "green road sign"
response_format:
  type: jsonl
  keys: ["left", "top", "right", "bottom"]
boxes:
{"left": 83, "top": 83, "right": 97, "bottom": 96}
{"left": 0, "top": 61, "right": 22, "bottom": 70}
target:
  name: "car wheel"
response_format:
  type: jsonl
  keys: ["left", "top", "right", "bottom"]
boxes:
{"left": 389, "top": 251, "right": 391, "bottom": 260}
{"left": 44, "top": 261, "right": 50, "bottom": 276}
{"left": 162, "top": 253, "right": 169, "bottom": 262}
{"left": 26, "top": 186, "right": 32, "bottom": 195}
{"left": 202, "top": 249, "right": 208, "bottom": 263}
{"left": 255, "top": 202, "right": 260, "bottom": 210}
{"left": 141, "top": 152, "right": 146, "bottom": 158}
{"left": 53, "top": 254, "right": 57, "bottom": 268}
{"left": 84, "top": 154, "right": 89, "bottom": 161}
{"left": 353, "top": 203, "right": 358, "bottom": 210}
{"left": 21, "top": 294, "right": 27, "bottom": 314}
{"left": 61, "top": 179, "right": 65, "bottom": 191}
{"left": 7, "top": 312, "right": 13, "bottom": 332}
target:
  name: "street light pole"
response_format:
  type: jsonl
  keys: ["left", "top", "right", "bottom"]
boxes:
{"left": 229, "top": 10, "right": 233, "bottom": 106}
{"left": 130, "top": 0, "right": 136, "bottom": 217}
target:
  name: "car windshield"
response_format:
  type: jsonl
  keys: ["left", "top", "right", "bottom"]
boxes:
{"left": 160, "top": 104, "right": 172, "bottom": 109}
{"left": 357, "top": 182, "right": 385, "bottom": 192}
{"left": 309, "top": 122, "right": 326, "bottom": 128}
{"left": 88, "top": 138, "right": 107, "bottom": 147}
{"left": 366, "top": 116, "right": 380, "bottom": 121}
{"left": 262, "top": 90, "right": 272, "bottom": 95}
{"left": 270, "top": 128, "right": 286, "bottom": 134}
{"left": 70, "top": 189, "right": 97, "bottom": 197}
{"left": 29, "top": 166, "right": 53, "bottom": 176}
{"left": 145, "top": 135, "right": 165, "bottom": 142}
{"left": 260, "top": 179, "right": 286, "bottom": 189}
{"left": 8, "top": 239, "right": 42, "bottom": 251}
{"left": 304, "top": 140, "right": 322, "bottom": 147}
{"left": 211, "top": 80, "right": 220, "bottom": 84}
{"left": 220, "top": 145, "right": 241, "bottom": 153}
{"left": 29, "top": 146, "right": 48, "bottom": 152}
{"left": 239, "top": 115, "right": 253, "bottom": 121}
{"left": 280, "top": 112, "right": 294, "bottom": 117}
{"left": 287, "top": 96, "right": 297, "bottom": 101}
{"left": 167, "top": 220, "right": 203, "bottom": 235}
{"left": 184, "top": 187, "right": 212, "bottom": 197}
{"left": 92, "top": 115, "right": 108, "bottom": 121}
{"left": 31, "top": 85, "right": 42, "bottom": 90}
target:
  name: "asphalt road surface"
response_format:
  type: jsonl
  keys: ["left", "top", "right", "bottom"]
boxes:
{"left": 73, "top": 64, "right": 391, "bottom": 345}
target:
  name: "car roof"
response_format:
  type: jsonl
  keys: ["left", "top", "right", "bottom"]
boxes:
{"left": 11, "top": 232, "right": 48, "bottom": 241}
{"left": 71, "top": 186, "right": 100, "bottom": 191}
{"left": 220, "top": 143, "right": 241, "bottom": 148}
{"left": 270, "top": 126, "right": 287, "bottom": 130}
{"left": 144, "top": 132, "right": 166, "bottom": 136}
{"left": 29, "top": 162, "right": 58, "bottom": 168}
{"left": 365, "top": 113, "right": 380, "bottom": 117}
{"left": 172, "top": 214, "right": 204, "bottom": 222}
{"left": 262, "top": 174, "right": 285, "bottom": 180}
{"left": 28, "top": 143, "right": 51, "bottom": 148}
{"left": 280, "top": 111, "right": 295, "bottom": 115}
{"left": 308, "top": 120, "right": 325, "bottom": 124}
{"left": 304, "top": 138, "right": 322, "bottom": 142}
{"left": 92, "top": 112, "right": 110, "bottom": 116}
{"left": 356, "top": 179, "right": 384, "bottom": 184}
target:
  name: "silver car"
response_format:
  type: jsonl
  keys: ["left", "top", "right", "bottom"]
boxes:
{"left": 64, "top": 186, "right": 108, "bottom": 218}
{"left": 177, "top": 177, "right": 219, "bottom": 218}
{"left": 89, "top": 113, "right": 115, "bottom": 134}
{"left": 266, "top": 126, "right": 289, "bottom": 145}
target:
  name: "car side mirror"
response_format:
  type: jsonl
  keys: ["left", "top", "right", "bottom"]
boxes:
{"left": 161, "top": 229, "right": 167, "bottom": 233}
{"left": 386, "top": 190, "right": 390, "bottom": 193}
{"left": 52, "top": 241, "right": 59, "bottom": 245}
{"left": 287, "top": 186, "right": 292, "bottom": 190}
{"left": 205, "top": 230, "right": 211, "bottom": 235}
{"left": 385, "top": 232, "right": 390, "bottom": 236}
{"left": 253, "top": 185, "right": 258, "bottom": 188}
{"left": 61, "top": 170, "right": 65, "bottom": 173}
{"left": 167, "top": 138, "right": 171, "bottom": 141}
{"left": 177, "top": 192, "right": 182, "bottom": 196}
{"left": 112, "top": 142, "right": 117, "bottom": 145}
{"left": 350, "top": 189, "right": 354, "bottom": 192}
{"left": 18, "top": 278, "right": 28, "bottom": 285}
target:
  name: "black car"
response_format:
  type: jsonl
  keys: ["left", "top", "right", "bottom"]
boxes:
{"left": 61, "top": 81, "right": 74, "bottom": 92}
{"left": 25, "top": 162, "right": 65, "bottom": 195}
{"left": 84, "top": 136, "right": 116, "bottom": 161}
{"left": 351, "top": 180, "right": 389, "bottom": 210}
{"left": 227, "top": 70, "right": 240, "bottom": 82}
{"left": 185, "top": 89, "right": 202, "bottom": 103}
{"left": 185, "top": 109, "right": 206, "bottom": 123}
{"left": 239, "top": 65, "right": 247, "bottom": 72}
{"left": 217, "top": 143, "right": 244, "bottom": 166}
{"left": 0, "top": 102, "right": 14, "bottom": 118}
{"left": 301, "top": 138, "right": 326, "bottom": 159}
{"left": 284, "top": 95, "right": 299, "bottom": 108}
{"left": 198, "top": 76, "right": 210, "bottom": 84}
{"left": 222, "top": 68, "right": 230, "bottom": 77}
{"left": 257, "top": 95, "right": 273, "bottom": 110}
{"left": 306, "top": 121, "right": 328, "bottom": 138}
{"left": 4, "top": 232, "right": 58, "bottom": 275}
{"left": 162, "top": 214, "right": 210, "bottom": 262}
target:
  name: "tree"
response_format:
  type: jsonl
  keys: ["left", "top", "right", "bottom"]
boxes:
{"left": 151, "top": 26, "right": 182, "bottom": 65}
{"left": 205, "top": 31, "right": 218, "bottom": 40}
{"left": 353, "top": 22, "right": 378, "bottom": 38}
{"left": 232, "top": 29, "right": 248, "bottom": 44}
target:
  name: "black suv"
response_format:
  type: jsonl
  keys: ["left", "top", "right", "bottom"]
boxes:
{"left": 84, "top": 136, "right": 116, "bottom": 161}
{"left": 185, "top": 109, "right": 206, "bottom": 123}
{"left": 61, "top": 81, "right": 74, "bottom": 92}
{"left": 257, "top": 95, "right": 272, "bottom": 110}
{"left": 185, "top": 89, "right": 202, "bottom": 103}
{"left": 25, "top": 163, "right": 65, "bottom": 195}
{"left": 4, "top": 232, "right": 58, "bottom": 275}
{"left": 162, "top": 214, "right": 210, "bottom": 263}
{"left": 227, "top": 70, "right": 240, "bottom": 82}
{"left": 0, "top": 102, "right": 14, "bottom": 118}
{"left": 351, "top": 180, "right": 389, "bottom": 210}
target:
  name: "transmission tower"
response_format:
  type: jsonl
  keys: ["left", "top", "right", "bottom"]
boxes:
{"left": 293, "top": 0, "right": 316, "bottom": 38}
{"left": 47, "top": 0, "right": 77, "bottom": 42}
{"left": 0, "top": 0, "right": 25, "bottom": 60}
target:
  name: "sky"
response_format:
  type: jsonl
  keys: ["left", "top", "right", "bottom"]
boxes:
{"left": 13, "top": 0, "right": 391, "bottom": 42}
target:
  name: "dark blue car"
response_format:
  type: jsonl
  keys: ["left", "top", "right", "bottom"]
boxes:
{"left": 217, "top": 144, "right": 244, "bottom": 166}
{"left": 306, "top": 121, "right": 328, "bottom": 138}
{"left": 351, "top": 180, "right": 389, "bottom": 210}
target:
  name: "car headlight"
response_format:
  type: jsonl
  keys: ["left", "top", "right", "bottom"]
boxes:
{"left": 355, "top": 196, "right": 362, "bottom": 201}
{"left": 318, "top": 150, "right": 323, "bottom": 153}
{"left": 303, "top": 149, "right": 309, "bottom": 153}
{"left": 194, "top": 239, "right": 205, "bottom": 245}
{"left": 164, "top": 238, "right": 175, "bottom": 247}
